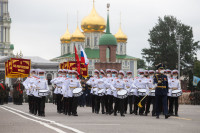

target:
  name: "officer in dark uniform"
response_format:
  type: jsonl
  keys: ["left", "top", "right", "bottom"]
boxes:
{"left": 13, "top": 79, "right": 24, "bottom": 105}
{"left": 0, "top": 80, "right": 6, "bottom": 105}
{"left": 4, "top": 84, "right": 10, "bottom": 104}
{"left": 154, "top": 63, "right": 170, "bottom": 119}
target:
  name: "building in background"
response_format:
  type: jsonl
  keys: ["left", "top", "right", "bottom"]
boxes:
{"left": 0, "top": 0, "right": 14, "bottom": 56}
{"left": 51, "top": 2, "right": 138, "bottom": 77}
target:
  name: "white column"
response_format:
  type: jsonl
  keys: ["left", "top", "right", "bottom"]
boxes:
{"left": 134, "top": 60, "right": 137, "bottom": 77}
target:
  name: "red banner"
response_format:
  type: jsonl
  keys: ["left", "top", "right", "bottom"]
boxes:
{"left": 67, "top": 61, "right": 88, "bottom": 78}
{"left": 5, "top": 58, "right": 31, "bottom": 78}
{"left": 10, "top": 58, "right": 31, "bottom": 75}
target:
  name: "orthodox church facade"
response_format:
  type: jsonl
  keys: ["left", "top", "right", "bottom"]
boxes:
{"left": 51, "top": 3, "right": 138, "bottom": 76}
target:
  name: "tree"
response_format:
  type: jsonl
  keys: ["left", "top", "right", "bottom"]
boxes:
{"left": 137, "top": 59, "right": 146, "bottom": 69}
{"left": 194, "top": 60, "right": 200, "bottom": 77}
{"left": 194, "top": 60, "right": 200, "bottom": 90}
{"left": 142, "top": 15, "right": 199, "bottom": 76}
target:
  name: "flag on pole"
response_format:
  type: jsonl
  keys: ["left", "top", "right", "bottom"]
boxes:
{"left": 193, "top": 76, "right": 200, "bottom": 86}
{"left": 74, "top": 45, "right": 80, "bottom": 75}
{"left": 80, "top": 46, "right": 89, "bottom": 66}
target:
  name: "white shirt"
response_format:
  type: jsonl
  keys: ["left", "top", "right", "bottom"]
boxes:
{"left": 51, "top": 76, "right": 64, "bottom": 94}
{"left": 168, "top": 78, "right": 181, "bottom": 96}
{"left": 86, "top": 77, "right": 99, "bottom": 94}
{"left": 112, "top": 78, "right": 126, "bottom": 97}
{"left": 23, "top": 76, "right": 38, "bottom": 96}
{"left": 34, "top": 78, "right": 49, "bottom": 97}
{"left": 62, "top": 78, "right": 81, "bottom": 97}
{"left": 133, "top": 77, "right": 148, "bottom": 96}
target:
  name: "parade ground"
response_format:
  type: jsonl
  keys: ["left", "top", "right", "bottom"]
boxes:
{"left": 0, "top": 103, "right": 199, "bottom": 133}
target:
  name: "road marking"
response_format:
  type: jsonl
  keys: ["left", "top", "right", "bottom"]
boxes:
{"left": 3, "top": 105, "right": 85, "bottom": 133}
{"left": 66, "top": 124, "right": 120, "bottom": 126}
{"left": 171, "top": 116, "right": 192, "bottom": 121}
{"left": 0, "top": 106, "right": 66, "bottom": 133}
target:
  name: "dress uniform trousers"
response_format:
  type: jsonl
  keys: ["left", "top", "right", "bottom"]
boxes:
{"left": 114, "top": 98, "right": 125, "bottom": 115}
{"left": 40, "top": 96, "right": 46, "bottom": 116}
{"left": 133, "top": 96, "right": 139, "bottom": 114}
{"left": 96, "top": 95, "right": 105, "bottom": 114}
{"left": 155, "top": 95, "right": 168, "bottom": 116}
{"left": 169, "top": 97, "right": 179, "bottom": 115}
{"left": 91, "top": 94, "right": 96, "bottom": 113}
{"left": 34, "top": 97, "right": 40, "bottom": 115}
{"left": 56, "top": 94, "right": 62, "bottom": 113}
{"left": 28, "top": 95, "right": 34, "bottom": 113}
{"left": 145, "top": 96, "right": 156, "bottom": 115}
{"left": 138, "top": 96, "right": 146, "bottom": 114}
{"left": 124, "top": 95, "right": 133, "bottom": 114}
{"left": 72, "top": 97, "right": 78, "bottom": 115}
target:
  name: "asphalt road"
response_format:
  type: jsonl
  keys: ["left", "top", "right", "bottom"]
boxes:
{"left": 0, "top": 103, "right": 200, "bottom": 133}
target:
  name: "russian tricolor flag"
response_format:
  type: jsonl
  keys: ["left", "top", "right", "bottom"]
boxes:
{"left": 81, "top": 46, "right": 89, "bottom": 66}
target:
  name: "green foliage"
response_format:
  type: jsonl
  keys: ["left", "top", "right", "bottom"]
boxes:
{"left": 142, "top": 15, "right": 199, "bottom": 75}
{"left": 194, "top": 60, "right": 200, "bottom": 77}
{"left": 137, "top": 59, "right": 146, "bottom": 69}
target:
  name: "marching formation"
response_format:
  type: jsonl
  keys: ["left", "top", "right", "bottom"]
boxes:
{"left": 23, "top": 69, "right": 49, "bottom": 116}
{"left": 22, "top": 63, "right": 182, "bottom": 119}
{"left": 86, "top": 63, "right": 182, "bottom": 118}
{"left": 50, "top": 69, "right": 82, "bottom": 116}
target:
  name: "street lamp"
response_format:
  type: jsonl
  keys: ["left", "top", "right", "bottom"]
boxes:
{"left": 176, "top": 35, "right": 182, "bottom": 79}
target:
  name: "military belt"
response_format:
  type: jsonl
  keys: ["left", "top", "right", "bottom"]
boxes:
{"left": 157, "top": 86, "right": 166, "bottom": 88}
{"left": 70, "top": 87, "right": 76, "bottom": 89}
{"left": 116, "top": 88, "right": 122, "bottom": 91}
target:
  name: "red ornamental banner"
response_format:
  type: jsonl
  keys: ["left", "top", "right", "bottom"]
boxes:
{"left": 62, "top": 61, "right": 88, "bottom": 78}
{"left": 59, "top": 62, "right": 64, "bottom": 69}
{"left": 10, "top": 58, "right": 31, "bottom": 75}
{"left": 5, "top": 58, "right": 31, "bottom": 78}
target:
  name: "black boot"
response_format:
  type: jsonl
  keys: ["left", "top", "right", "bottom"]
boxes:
{"left": 165, "top": 114, "right": 170, "bottom": 119}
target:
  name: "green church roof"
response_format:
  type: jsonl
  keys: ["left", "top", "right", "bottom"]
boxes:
{"left": 57, "top": 48, "right": 137, "bottom": 60}
{"left": 10, "top": 44, "right": 14, "bottom": 50}
{"left": 99, "top": 8, "right": 117, "bottom": 46}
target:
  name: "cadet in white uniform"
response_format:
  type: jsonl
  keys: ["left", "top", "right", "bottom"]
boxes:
{"left": 86, "top": 69, "right": 99, "bottom": 113}
{"left": 68, "top": 70, "right": 81, "bottom": 116}
{"left": 61, "top": 69, "right": 70, "bottom": 115}
{"left": 168, "top": 70, "right": 181, "bottom": 116}
{"left": 104, "top": 69, "right": 114, "bottom": 115}
{"left": 35, "top": 70, "right": 49, "bottom": 117}
{"left": 112, "top": 70, "right": 126, "bottom": 117}
{"left": 133, "top": 69, "right": 148, "bottom": 115}
{"left": 124, "top": 71, "right": 135, "bottom": 114}
{"left": 23, "top": 69, "right": 37, "bottom": 114}
{"left": 95, "top": 70, "right": 106, "bottom": 114}
{"left": 145, "top": 70, "right": 156, "bottom": 116}
{"left": 51, "top": 69, "right": 64, "bottom": 113}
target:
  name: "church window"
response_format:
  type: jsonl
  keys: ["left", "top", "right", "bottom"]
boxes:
{"left": 120, "top": 44, "right": 123, "bottom": 54}
{"left": 63, "top": 46, "right": 65, "bottom": 54}
{"left": 87, "top": 37, "right": 90, "bottom": 46}
{"left": 94, "top": 37, "right": 98, "bottom": 46}
{"left": 67, "top": 45, "right": 70, "bottom": 53}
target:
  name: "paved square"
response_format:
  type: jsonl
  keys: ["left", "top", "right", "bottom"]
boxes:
{"left": 0, "top": 103, "right": 200, "bottom": 133}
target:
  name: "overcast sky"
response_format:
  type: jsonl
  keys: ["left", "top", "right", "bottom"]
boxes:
{"left": 9, "top": 0, "right": 200, "bottom": 61}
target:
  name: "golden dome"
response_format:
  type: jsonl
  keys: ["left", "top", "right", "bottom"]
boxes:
{"left": 60, "top": 27, "right": 71, "bottom": 43}
{"left": 81, "top": 5, "right": 106, "bottom": 32}
{"left": 71, "top": 26, "right": 85, "bottom": 42}
{"left": 115, "top": 26, "right": 128, "bottom": 43}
